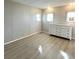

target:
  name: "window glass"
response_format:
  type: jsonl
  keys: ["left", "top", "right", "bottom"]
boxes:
{"left": 67, "top": 11, "right": 75, "bottom": 22}
{"left": 36, "top": 14, "right": 41, "bottom": 21}
{"left": 47, "top": 14, "right": 53, "bottom": 22}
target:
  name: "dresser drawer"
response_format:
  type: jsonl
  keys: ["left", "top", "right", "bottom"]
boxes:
{"left": 49, "top": 24, "right": 72, "bottom": 40}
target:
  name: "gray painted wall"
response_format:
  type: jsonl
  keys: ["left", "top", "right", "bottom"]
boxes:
{"left": 4, "top": 0, "right": 42, "bottom": 43}
{"left": 4, "top": 0, "right": 75, "bottom": 43}
{"left": 42, "top": 6, "right": 75, "bottom": 39}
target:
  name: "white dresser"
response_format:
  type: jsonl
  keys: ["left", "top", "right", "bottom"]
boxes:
{"left": 49, "top": 24, "right": 72, "bottom": 40}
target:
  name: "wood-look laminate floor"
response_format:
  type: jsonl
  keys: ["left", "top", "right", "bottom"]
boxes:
{"left": 4, "top": 33, "right": 75, "bottom": 59}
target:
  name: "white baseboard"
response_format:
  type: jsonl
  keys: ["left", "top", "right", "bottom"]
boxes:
{"left": 4, "top": 32, "right": 41, "bottom": 45}
{"left": 5, "top": 31, "right": 74, "bottom": 45}
{"left": 41, "top": 31, "right": 49, "bottom": 34}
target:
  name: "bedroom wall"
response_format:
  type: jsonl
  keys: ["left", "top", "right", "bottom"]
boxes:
{"left": 42, "top": 5, "right": 75, "bottom": 39}
{"left": 4, "top": 0, "right": 42, "bottom": 43}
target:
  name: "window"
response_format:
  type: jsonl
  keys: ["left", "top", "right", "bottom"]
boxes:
{"left": 47, "top": 13, "right": 53, "bottom": 22}
{"left": 67, "top": 11, "right": 75, "bottom": 22}
{"left": 36, "top": 14, "right": 41, "bottom": 21}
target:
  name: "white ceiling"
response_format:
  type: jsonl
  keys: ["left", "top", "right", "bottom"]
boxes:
{"left": 9, "top": 0, "right": 75, "bottom": 9}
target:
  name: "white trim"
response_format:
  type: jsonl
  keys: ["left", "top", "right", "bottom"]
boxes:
{"left": 4, "top": 32, "right": 41, "bottom": 45}
{"left": 41, "top": 31, "right": 49, "bottom": 34}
